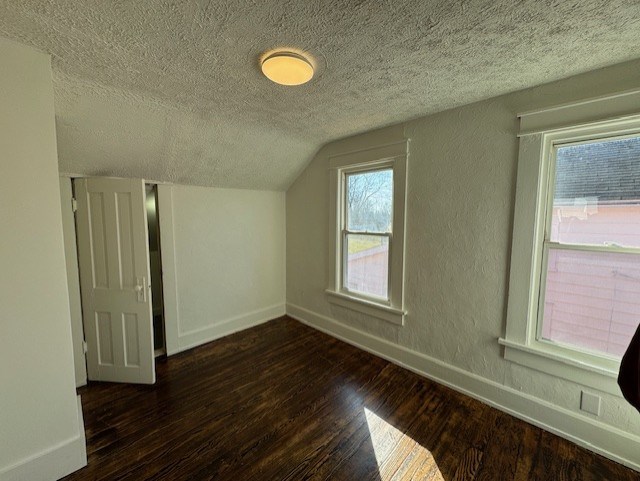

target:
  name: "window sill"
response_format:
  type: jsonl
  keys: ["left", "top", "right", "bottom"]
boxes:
{"left": 498, "top": 338, "right": 621, "bottom": 397}
{"left": 325, "top": 289, "right": 405, "bottom": 326}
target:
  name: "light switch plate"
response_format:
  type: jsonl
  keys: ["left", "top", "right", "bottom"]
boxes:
{"left": 580, "top": 391, "right": 601, "bottom": 416}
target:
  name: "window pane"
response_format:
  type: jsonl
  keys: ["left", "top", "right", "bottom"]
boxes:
{"left": 541, "top": 248, "right": 640, "bottom": 358}
{"left": 345, "top": 234, "right": 389, "bottom": 299}
{"left": 346, "top": 169, "right": 393, "bottom": 232}
{"left": 551, "top": 136, "right": 640, "bottom": 247}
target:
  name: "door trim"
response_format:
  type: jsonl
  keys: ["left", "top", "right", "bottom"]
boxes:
{"left": 156, "top": 185, "right": 180, "bottom": 355}
{"left": 59, "top": 176, "right": 88, "bottom": 387}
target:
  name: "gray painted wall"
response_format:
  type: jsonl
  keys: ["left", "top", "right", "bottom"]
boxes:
{"left": 286, "top": 59, "right": 640, "bottom": 467}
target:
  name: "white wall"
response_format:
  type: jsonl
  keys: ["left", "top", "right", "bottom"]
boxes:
{"left": 0, "top": 38, "right": 86, "bottom": 480}
{"left": 160, "top": 184, "right": 286, "bottom": 354}
{"left": 286, "top": 58, "right": 640, "bottom": 470}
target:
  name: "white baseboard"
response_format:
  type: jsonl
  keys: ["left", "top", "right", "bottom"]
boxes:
{"left": 0, "top": 395, "right": 87, "bottom": 481}
{"left": 169, "top": 303, "right": 286, "bottom": 355}
{"left": 286, "top": 303, "right": 640, "bottom": 472}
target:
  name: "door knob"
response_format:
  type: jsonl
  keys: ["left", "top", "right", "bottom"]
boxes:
{"left": 135, "top": 277, "right": 146, "bottom": 303}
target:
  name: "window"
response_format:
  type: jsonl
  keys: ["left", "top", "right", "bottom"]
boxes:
{"left": 501, "top": 90, "right": 640, "bottom": 396}
{"left": 327, "top": 141, "right": 408, "bottom": 325}
{"left": 540, "top": 136, "right": 640, "bottom": 358}
{"left": 344, "top": 168, "right": 393, "bottom": 300}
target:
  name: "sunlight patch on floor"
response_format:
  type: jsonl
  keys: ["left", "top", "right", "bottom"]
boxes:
{"left": 364, "top": 407, "right": 445, "bottom": 480}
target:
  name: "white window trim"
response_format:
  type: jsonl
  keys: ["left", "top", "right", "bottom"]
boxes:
{"left": 501, "top": 90, "right": 640, "bottom": 397}
{"left": 327, "top": 140, "right": 408, "bottom": 325}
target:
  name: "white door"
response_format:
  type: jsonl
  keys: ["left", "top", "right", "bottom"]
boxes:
{"left": 75, "top": 177, "right": 155, "bottom": 384}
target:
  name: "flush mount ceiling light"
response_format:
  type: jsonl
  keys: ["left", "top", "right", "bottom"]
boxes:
{"left": 261, "top": 51, "right": 314, "bottom": 86}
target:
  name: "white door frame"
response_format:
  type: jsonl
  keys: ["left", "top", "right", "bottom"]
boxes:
{"left": 59, "top": 177, "right": 88, "bottom": 387}
{"left": 156, "top": 185, "right": 180, "bottom": 355}
{"left": 58, "top": 175, "right": 180, "bottom": 381}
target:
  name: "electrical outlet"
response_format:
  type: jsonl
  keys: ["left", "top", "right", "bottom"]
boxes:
{"left": 580, "top": 391, "right": 601, "bottom": 416}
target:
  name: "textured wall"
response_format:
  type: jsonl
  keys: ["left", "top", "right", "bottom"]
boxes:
{"left": 287, "top": 60, "right": 640, "bottom": 442}
{"left": 1, "top": 1, "right": 640, "bottom": 189}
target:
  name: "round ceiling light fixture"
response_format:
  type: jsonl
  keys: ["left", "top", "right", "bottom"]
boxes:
{"left": 261, "top": 51, "right": 314, "bottom": 86}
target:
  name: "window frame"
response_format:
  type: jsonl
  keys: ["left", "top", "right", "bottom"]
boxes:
{"left": 501, "top": 103, "right": 640, "bottom": 397}
{"left": 327, "top": 140, "right": 408, "bottom": 325}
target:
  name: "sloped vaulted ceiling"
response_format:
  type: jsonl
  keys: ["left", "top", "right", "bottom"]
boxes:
{"left": 1, "top": 0, "right": 640, "bottom": 190}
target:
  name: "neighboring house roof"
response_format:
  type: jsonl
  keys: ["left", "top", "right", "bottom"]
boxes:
{"left": 555, "top": 137, "right": 640, "bottom": 203}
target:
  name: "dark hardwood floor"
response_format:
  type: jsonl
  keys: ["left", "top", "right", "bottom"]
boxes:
{"left": 64, "top": 316, "right": 639, "bottom": 481}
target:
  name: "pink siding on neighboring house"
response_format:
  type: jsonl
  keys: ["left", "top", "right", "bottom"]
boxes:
{"left": 543, "top": 205, "right": 640, "bottom": 357}
{"left": 346, "top": 245, "right": 388, "bottom": 298}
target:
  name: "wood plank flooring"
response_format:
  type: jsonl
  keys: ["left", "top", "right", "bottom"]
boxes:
{"left": 63, "top": 316, "right": 639, "bottom": 480}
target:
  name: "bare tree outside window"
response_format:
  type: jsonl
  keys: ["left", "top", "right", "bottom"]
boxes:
{"left": 347, "top": 169, "right": 393, "bottom": 233}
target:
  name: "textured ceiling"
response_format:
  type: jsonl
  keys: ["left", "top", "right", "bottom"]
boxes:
{"left": 1, "top": 1, "right": 640, "bottom": 190}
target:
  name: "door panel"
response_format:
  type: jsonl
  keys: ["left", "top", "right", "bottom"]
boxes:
{"left": 75, "top": 177, "right": 155, "bottom": 384}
